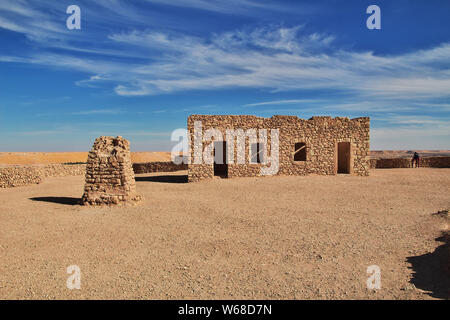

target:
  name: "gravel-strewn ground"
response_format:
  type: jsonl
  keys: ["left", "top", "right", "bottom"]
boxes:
{"left": 0, "top": 168, "right": 448, "bottom": 299}
{"left": 0, "top": 152, "right": 172, "bottom": 165}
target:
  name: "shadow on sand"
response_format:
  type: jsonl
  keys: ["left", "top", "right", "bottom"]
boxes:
{"left": 135, "top": 174, "right": 188, "bottom": 184}
{"left": 406, "top": 233, "right": 450, "bottom": 299}
{"left": 30, "top": 197, "right": 80, "bottom": 205}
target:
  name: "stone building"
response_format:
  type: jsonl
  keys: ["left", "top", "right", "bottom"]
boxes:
{"left": 81, "top": 136, "right": 142, "bottom": 205}
{"left": 187, "top": 115, "right": 370, "bottom": 182}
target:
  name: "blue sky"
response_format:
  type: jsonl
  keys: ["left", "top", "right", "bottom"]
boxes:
{"left": 0, "top": 0, "right": 449, "bottom": 151}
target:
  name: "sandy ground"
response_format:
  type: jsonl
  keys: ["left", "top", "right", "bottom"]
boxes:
{"left": 0, "top": 168, "right": 449, "bottom": 300}
{"left": 0, "top": 152, "right": 172, "bottom": 165}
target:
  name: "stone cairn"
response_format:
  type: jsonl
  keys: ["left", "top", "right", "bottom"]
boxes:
{"left": 81, "top": 136, "right": 142, "bottom": 205}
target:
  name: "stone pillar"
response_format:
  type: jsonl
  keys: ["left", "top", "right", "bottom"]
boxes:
{"left": 81, "top": 136, "right": 142, "bottom": 205}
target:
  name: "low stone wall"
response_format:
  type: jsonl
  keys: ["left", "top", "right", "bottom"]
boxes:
{"left": 0, "top": 164, "right": 86, "bottom": 188}
{"left": 0, "top": 161, "right": 187, "bottom": 188}
{"left": 420, "top": 157, "right": 450, "bottom": 168}
{"left": 132, "top": 162, "right": 187, "bottom": 174}
{"left": 370, "top": 157, "right": 450, "bottom": 169}
{"left": 0, "top": 167, "right": 42, "bottom": 188}
{"left": 38, "top": 164, "right": 86, "bottom": 178}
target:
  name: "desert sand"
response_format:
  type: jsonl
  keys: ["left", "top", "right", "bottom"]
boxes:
{"left": 0, "top": 152, "right": 172, "bottom": 165}
{"left": 0, "top": 168, "right": 448, "bottom": 299}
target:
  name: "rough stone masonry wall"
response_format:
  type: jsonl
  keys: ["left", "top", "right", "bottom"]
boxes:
{"left": 38, "top": 164, "right": 86, "bottom": 177}
{"left": 370, "top": 156, "right": 450, "bottom": 169}
{"left": 0, "top": 166, "right": 42, "bottom": 188}
{"left": 81, "top": 136, "right": 141, "bottom": 205}
{"left": 132, "top": 162, "right": 188, "bottom": 174}
{"left": 0, "top": 164, "right": 86, "bottom": 188}
{"left": 0, "top": 161, "right": 189, "bottom": 189}
{"left": 188, "top": 115, "right": 370, "bottom": 182}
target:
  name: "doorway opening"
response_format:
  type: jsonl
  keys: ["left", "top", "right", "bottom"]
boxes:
{"left": 337, "top": 142, "right": 351, "bottom": 174}
{"left": 214, "top": 141, "right": 228, "bottom": 177}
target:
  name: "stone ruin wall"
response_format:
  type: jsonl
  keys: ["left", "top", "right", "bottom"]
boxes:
{"left": 187, "top": 115, "right": 370, "bottom": 182}
{"left": 370, "top": 156, "right": 450, "bottom": 169}
{"left": 0, "top": 161, "right": 188, "bottom": 189}
{"left": 0, "top": 166, "right": 42, "bottom": 188}
{"left": 0, "top": 164, "right": 86, "bottom": 188}
{"left": 132, "top": 161, "right": 187, "bottom": 174}
{"left": 81, "top": 136, "right": 141, "bottom": 205}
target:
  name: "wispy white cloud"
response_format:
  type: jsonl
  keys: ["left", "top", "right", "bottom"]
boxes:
{"left": 371, "top": 127, "right": 450, "bottom": 149}
{"left": 369, "top": 114, "right": 450, "bottom": 149}
{"left": 0, "top": 0, "right": 70, "bottom": 42}
{"left": 68, "top": 109, "right": 125, "bottom": 116}
{"left": 414, "top": 102, "right": 450, "bottom": 109}
{"left": 15, "top": 126, "right": 78, "bottom": 136}
{"left": 374, "top": 115, "right": 450, "bottom": 125}
{"left": 0, "top": 0, "right": 37, "bottom": 17}
{"left": 1, "top": 3, "right": 449, "bottom": 115}
{"left": 34, "top": 108, "right": 126, "bottom": 117}
{"left": 119, "top": 131, "right": 172, "bottom": 137}
{"left": 4, "top": 24, "right": 449, "bottom": 106}
{"left": 372, "top": 125, "right": 450, "bottom": 140}
{"left": 13, "top": 127, "right": 170, "bottom": 139}
{"left": 142, "top": 0, "right": 299, "bottom": 15}
{"left": 102, "top": 28, "right": 450, "bottom": 100}
{"left": 244, "top": 99, "right": 327, "bottom": 107}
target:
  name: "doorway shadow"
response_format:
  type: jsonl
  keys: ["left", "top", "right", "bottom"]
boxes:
{"left": 135, "top": 174, "right": 188, "bottom": 184}
{"left": 406, "top": 232, "right": 450, "bottom": 299}
{"left": 30, "top": 197, "right": 81, "bottom": 205}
